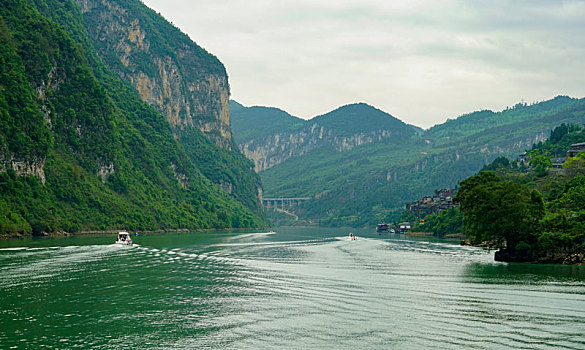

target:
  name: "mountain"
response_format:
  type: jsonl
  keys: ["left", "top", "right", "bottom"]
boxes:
{"left": 231, "top": 96, "right": 585, "bottom": 226}
{"left": 77, "top": 0, "right": 231, "bottom": 148}
{"left": 33, "top": 0, "right": 263, "bottom": 215}
{"left": 309, "top": 103, "right": 422, "bottom": 137}
{"left": 0, "top": 0, "right": 263, "bottom": 235}
{"left": 230, "top": 100, "right": 305, "bottom": 144}
{"left": 232, "top": 102, "right": 421, "bottom": 172}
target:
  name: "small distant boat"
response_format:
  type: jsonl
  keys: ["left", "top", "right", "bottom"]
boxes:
{"left": 377, "top": 223, "right": 390, "bottom": 233}
{"left": 115, "top": 231, "right": 133, "bottom": 245}
{"left": 397, "top": 222, "right": 411, "bottom": 234}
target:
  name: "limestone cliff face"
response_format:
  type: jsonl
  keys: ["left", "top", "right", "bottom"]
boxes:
{"left": 240, "top": 117, "right": 553, "bottom": 174}
{"left": 231, "top": 102, "right": 420, "bottom": 173}
{"left": 241, "top": 125, "right": 397, "bottom": 172}
{"left": 73, "top": 0, "right": 262, "bottom": 214}
{"left": 0, "top": 155, "right": 46, "bottom": 184}
{"left": 77, "top": 0, "right": 232, "bottom": 149}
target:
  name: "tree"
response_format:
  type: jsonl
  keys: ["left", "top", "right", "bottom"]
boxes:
{"left": 416, "top": 207, "right": 463, "bottom": 237}
{"left": 454, "top": 172, "right": 544, "bottom": 254}
{"left": 530, "top": 154, "right": 552, "bottom": 177}
{"left": 562, "top": 152, "right": 585, "bottom": 177}
{"left": 483, "top": 156, "right": 510, "bottom": 171}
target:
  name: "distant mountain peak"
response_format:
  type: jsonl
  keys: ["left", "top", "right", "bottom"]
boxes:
{"left": 320, "top": 102, "right": 389, "bottom": 115}
{"left": 309, "top": 101, "right": 421, "bottom": 136}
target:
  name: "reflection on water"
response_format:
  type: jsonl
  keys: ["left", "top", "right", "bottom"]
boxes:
{"left": 465, "top": 262, "right": 585, "bottom": 283}
{"left": 1, "top": 227, "right": 584, "bottom": 349}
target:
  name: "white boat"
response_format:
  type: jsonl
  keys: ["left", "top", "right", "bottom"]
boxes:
{"left": 115, "top": 231, "right": 133, "bottom": 245}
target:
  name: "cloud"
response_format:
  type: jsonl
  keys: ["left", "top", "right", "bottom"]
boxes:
{"left": 142, "top": 0, "right": 585, "bottom": 128}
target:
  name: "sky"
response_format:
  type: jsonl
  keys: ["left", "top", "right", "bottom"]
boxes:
{"left": 141, "top": 0, "right": 585, "bottom": 129}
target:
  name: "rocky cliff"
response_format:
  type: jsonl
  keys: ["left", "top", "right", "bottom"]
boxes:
{"left": 0, "top": 0, "right": 264, "bottom": 235}
{"left": 77, "top": 0, "right": 232, "bottom": 149}
{"left": 67, "top": 0, "right": 263, "bottom": 214}
{"left": 241, "top": 127, "right": 399, "bottom": 172}
{"left": 233, "top": 102, "right": 418, "bottom": 172}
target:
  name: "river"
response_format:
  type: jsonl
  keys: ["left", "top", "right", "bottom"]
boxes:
{"left": 1, "top": 227, "right": 584, "bottom": 349}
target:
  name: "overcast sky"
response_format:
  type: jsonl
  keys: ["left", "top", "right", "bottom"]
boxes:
{"left": 142, "top": 0, "right": 585, "bottom": 128}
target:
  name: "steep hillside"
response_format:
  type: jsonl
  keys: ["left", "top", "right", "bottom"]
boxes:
{"left": 426, "top": 96, "right": 579, "bottom": 142}
{"left": 310, "top": 103, "right": 422, "bottom": 137}
{"left": 451, "top": 124, "right": 585, "bottom": 264}
{"left": 31, "top": 0, "right": 263, "bottom": 214}
{"left": 0, "top": 0, "right": 263, "bottom": 235}
{"left": 77, "top": 0, "right": 231, "bottom": 148}
{"left": 230, "top": 100, "right": 305, "bottom": 144}
{"left": 233, "top": 102, "right": 420, "bottom": 172}
{"left": 232, "top": 96, "right": 585, "bottom": 226}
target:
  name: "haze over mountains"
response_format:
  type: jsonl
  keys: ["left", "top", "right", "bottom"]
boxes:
{"left": 232, "top": 96, "right": 585, "bottom": 226}
{"left": 2, "top": 0, "right": 585, "bottom": 234}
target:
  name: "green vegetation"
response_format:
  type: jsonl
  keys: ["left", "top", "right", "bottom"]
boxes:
{"left": 177, "top": 130, "right": 263, "bottom": 214}
{"left": 0, "top": 0, "right": 264, "bottom": 235}
{"left": 411, "top": 207, "right": 463, "bottom": 238}
{"left": 454, "top": 124, "right": 585, "bottom": 263}
{"left": 31, "top": 0, "right": 263, "bottom": 217}
{"left": 531, "top": 122, "right": 584, "bottom": 157}
{"left": 230, "top": 101, "right": 306, "bottom": 144}
{"left": 455, "top": 172, "right": 545, "bottom": 255}
{"left": 232, "top": 97, "right": 585, "bottom": 227}
{"left": 0, "top": 16, "right": 51, "bottom": 161}
{"left": 309, "top": 103, "right": 423, "bottom": 137}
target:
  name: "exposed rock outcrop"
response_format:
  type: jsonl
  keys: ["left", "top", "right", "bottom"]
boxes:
{"left": 71, "top": 0, "right": 263, "bottom": 214}
{"left": 0, "top": 155, "right": 46, "bottom": 184}
{"left": 77, "top": 0, "right": 232, "bottom": 149}
{"left": 240, "top": 127, "right": 398, "bottom": 172}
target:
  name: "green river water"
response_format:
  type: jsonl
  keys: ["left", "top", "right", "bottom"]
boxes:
{"left": 1, "top": 227, "right": 585, "bottom": 349}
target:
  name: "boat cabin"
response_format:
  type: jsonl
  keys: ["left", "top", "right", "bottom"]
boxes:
{"left": 116, "top": 231, "right": 132, "bottom": 245}
{"left": 397, "top": 222, "right": 411, "bottom": 234}
{"left": 377, "top": 223, "right": 390, "bottom": 232}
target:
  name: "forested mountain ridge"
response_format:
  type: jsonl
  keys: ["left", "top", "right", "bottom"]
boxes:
{"left": 0, "top": 0, "right": 263, "bottom": 235}
{"left": 230, "top": 100, "right": 305, "bottom": 145}
{"left": 32, "top": 0, "right": 263, "bottom": 214}
{"left": 232, "top": 102, "right": 421, "bottom": 172}
{"left": 309, "top": 103, "right": 422, "bottom": 137}
{"left": 232, "top": 96, "right": 585, "bottom": 227}
{"left": 426, "top": 96, "right": 579, "bottom": 142}
{"left": 77, "top": 0, "right": 231, "bottom": 149}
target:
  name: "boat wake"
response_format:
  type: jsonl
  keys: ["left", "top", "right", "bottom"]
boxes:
{"left": 0, "top": 244, "right": 124, "bottom": 288}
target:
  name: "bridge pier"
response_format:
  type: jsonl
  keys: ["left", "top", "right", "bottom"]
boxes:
{"left": 262, "top": 197, "right": 311, "bottom": 210}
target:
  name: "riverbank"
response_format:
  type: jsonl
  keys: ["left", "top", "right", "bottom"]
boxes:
{"left": 0, "top": 227, "right": 267, "bottom": 240}
{"left": 405, "top": 231, "right": 466, "bottom": 240}
{"left": 458, "top": 240, "right": 585, "bottom": 265}
{"left": 494, "top": 248, "right": 585, "bottom": 265}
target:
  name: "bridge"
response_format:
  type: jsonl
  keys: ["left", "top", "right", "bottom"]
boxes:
{"left": 262, "top": 197, "right": 311, "bottom": 210}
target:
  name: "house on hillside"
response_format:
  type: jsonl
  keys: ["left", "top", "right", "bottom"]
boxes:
{"left": 518, "top": 151, "right": 535, "bottom": 166}
{"left": 551, "top": 158, "right": 566, "bottom": 169}
{"left": 567, "top": 142, "right": 585, "bottom": 158}
{"left": 406, "top": 188, "right": 456, "bottom": 217}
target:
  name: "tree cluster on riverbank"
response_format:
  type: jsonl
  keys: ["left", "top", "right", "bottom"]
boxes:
{"left": 455, "top": 123, "right": 585, "bottom": 264}
{"left": 410, "top": 206, "right": 464, "bottom": 238}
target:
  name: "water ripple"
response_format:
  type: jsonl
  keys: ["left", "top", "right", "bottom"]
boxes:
{"left": 2, "top": 230, "right": 585, "bottom": 349}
